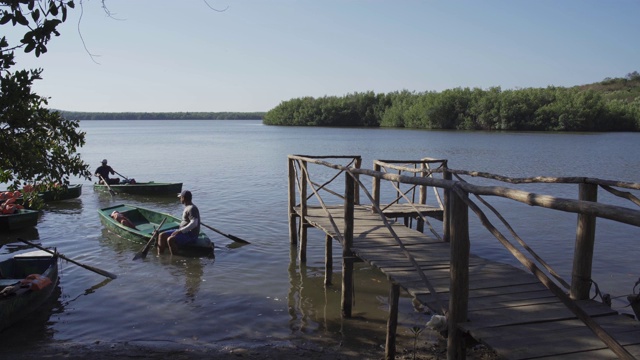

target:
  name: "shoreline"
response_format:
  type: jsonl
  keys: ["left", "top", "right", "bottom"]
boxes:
{"left": 2, "top": 332, "right": 498, "bottom": 359}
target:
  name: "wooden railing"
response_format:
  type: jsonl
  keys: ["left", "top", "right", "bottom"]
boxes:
{"left": 287, "top": 154, "right": 640, "bottom": 360}
{"left": 288, "top": 155, "right": 361, "bottom": 262}
{"left": 372, "top": 158, "right": 448, "bottom": 236}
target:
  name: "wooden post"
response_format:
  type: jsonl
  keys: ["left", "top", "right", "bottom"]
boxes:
{"left": 417, "top": 162, "right": 427, "bottom": 233}
{"left": 299, "top": 160, "right": 308, "bottom": 263}
{"left": 342, "top": 172, "right": 355, "bottom": 318}
{"left": 354, "top": 156, "right": 361, "bottom": 205}
{"left": 442, "top": 163, "right": 452, "bottom": 243}
{"left": 385, "top": 283, "right": 400, "bottom": 360}
{"left": 372, "top": 162, "right": 381, "bottom": 213}
{"left": 571, "top": 183, "right": 598, "bottom": 300}
{"left": 288, "top": 158, "right": 298, "bottom": 245}
{"left": 448, "top": 187, "right": 469, "bottom": 360}
{"left": 325, "top": 234, "right": 333, "bottom": 286}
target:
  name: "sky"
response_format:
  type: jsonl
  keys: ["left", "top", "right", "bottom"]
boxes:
{"left": 4, "top": 0, "right": 640, "bottom": 113}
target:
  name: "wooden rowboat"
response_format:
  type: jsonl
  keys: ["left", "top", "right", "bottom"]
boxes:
{"left": 0, "top": 209, "right": 39, "bottom": 232}
{"left": 97, "top": 204, "right": 213, "bottom": 257}
{"left": 0, "top": 250, "right": 59, "bottom": 331}
{"left": 2, "top": 184, "right": 82, "bottom": 207}
{"left": 38, "top": 184, "right": 82, "bottom": 202}
{"left": 93, "top": 182, "right": 182, "bottom": 196}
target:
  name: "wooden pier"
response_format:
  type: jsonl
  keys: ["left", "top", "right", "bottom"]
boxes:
{"left": 288, "top": 155, "right": 640, "bottom": 360}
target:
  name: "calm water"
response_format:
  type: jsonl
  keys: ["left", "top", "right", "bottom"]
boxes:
{"left": 1, "top": 120, "right": 639, "bottom": 351}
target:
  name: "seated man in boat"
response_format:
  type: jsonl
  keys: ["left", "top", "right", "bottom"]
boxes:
{"left": 110, "top": 211, "right": 136, "bottom": 229}
{"left": 157, "top": 190, "right": 201, "bottom": 255}
{"left": 94, "top": 159, "right": 120, "bottom": 185}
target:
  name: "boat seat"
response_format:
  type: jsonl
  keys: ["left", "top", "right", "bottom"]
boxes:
{"left": 136, "top": 222, "right": 178, "bottom": 234}
{"left": 115, "top": 206, "right": 138, "bottom": 215}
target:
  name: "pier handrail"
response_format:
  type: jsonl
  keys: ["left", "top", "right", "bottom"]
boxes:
{"left": 287, "top": 154, "right": 640, "bottom": 359}
{"left": 289, "top": 154, "right": 640, "bottom": 233}
{"left": 347, "top": 167, "right": 640, "bottom": 226}
{"left": 373, "top": 159, "right": 446, "bottom": 210}
{"left": 449, "top": 184, "right": 635, "bottom": 360}
{"left": 288, "top": 155, "right": 362, "bottom": 262}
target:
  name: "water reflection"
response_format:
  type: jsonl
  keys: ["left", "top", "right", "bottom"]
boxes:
{"left": 157, "top": 256, "right": 210, "bottom": 302}
{"left": 99, "top": 227, "right": 143, "bottom": 253}
{"left": 61, "top": 278, "right": 113, "bottom": 306}
{"left": 42, "top": 198, "right": 84, "bottom": 215}
{"left": 98, "top": 227, "right": 212, "bottom": 301}
{"left": 0, "top": 283, "right": 63, "bottom": 344}
{"left": 0, "top": 227, "right": 40, "bottom": 246}
{"left": 93, "top": 190, "right": 185, "bottom": 206}
{"left": 285, "top": 241, "right": 435, "bottom": 350}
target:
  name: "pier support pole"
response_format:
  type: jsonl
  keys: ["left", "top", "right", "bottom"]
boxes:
{"left": 325, "top": 234, "right": 333, "bottom": 286}
{"left": 341, "top": 172, "right": 355, "bottom": 318}
{"left": 385, "top": 283, "right": 400, "bottom": 360}
{"left": 571, "top": 183, "right": 598, "bottom": 300}
{"left": 448, "top": 187, "right": 469, "bottom": 360}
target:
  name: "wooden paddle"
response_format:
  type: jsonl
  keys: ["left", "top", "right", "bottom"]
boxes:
{"left": 16, "top": 238, "right": 118, "bottom": 279}
{"left": 98, "top": 174, "right": 117, "bottom": 196}
{"left": 114, "top": 170, "right": 129, "bottom": 181}
{"left": 133, "top": 217, "right": 167, "bottom": 260}
{"left": 201, "top": 222, "right": 250, "bottom": 244}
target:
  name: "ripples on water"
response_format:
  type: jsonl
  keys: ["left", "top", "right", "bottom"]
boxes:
{"left": 1, "top": 120, "right": 638, "bottom": 352}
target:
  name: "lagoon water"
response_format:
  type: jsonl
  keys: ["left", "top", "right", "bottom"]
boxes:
{"left": 1, "top": 120, "right": 639, "bottom": 352}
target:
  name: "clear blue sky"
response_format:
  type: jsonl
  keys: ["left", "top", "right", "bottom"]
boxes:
{"left": 6, "top": 0, "right": 640, "bottom": 113}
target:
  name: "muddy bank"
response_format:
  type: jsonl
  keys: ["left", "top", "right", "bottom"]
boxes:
{"left": 2, "top": 335, "right": 497, "bottom": 359}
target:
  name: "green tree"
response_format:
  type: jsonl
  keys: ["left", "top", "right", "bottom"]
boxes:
{"left": 379, "top": 90, "right": 417, "bottom": 127}
{"left": 1, "top": 0, "right": 92, "bottom": 190}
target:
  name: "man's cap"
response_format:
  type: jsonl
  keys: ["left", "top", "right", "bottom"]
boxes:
{"left": 178, "top": 190, "right": 192, "bottom": 198}
{"left": 101, "top": 159, "right": 108, "bottom": 164}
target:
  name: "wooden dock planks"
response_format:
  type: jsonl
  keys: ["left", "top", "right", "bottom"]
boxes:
{"left": 294, "top": 204, "right": 640, "bottom": 359}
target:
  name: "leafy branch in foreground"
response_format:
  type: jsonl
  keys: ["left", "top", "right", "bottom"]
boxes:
{"left": 0, "top": 66, "right": 91, "bottom": 189}
{"left": 1, "top": 0, "right": 75, "bottom": 57}
{"left": 1, "top": 0, "right": 91, "bottom": 190}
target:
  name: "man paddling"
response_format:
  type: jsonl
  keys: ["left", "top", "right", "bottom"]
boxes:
{"left": 94, "top": 159, "right": 120, "bottom": 185}
{"left": 157, "top": 190, "right": 201, "bottom": 255}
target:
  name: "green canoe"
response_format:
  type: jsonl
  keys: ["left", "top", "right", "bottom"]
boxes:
{"left": 1, "top": 184, "right": 82, "bottom": 207}
{"left": 97, "top": 204, "right": 213, "bottom": 257}
{"left": 38, "top": 184, "right": 82, "bottom": 202}
{"left": 93, "top": 182, "right": 182, "bottom": 196}
{"left": 0, "top": 209, "right": 39, "bottom": 232}
{"left": 0, "top": 250, "right": 59, "bottom": 331}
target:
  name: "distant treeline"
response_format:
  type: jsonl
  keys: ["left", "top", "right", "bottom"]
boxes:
{"left": 263, "top": 74, "right": 640, "bottom": 131}
{"left": 58, "top": 111, "right": 265, "bottom": 121}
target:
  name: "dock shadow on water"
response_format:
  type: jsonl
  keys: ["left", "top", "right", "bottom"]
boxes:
{"left": 286, "top": 244, "right": 434, "bottom": 354}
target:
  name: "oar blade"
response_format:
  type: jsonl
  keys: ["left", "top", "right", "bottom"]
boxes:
{"left": 132, "top": 249, "right": 146, "bottom": 261}
{"left": 201, "top": 222, "right": 250, "bottom": 244}
{"left": 227, "top": 233, "right": 250, "bottom": 244}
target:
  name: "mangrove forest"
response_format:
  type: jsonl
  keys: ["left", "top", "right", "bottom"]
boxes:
{"left": 263, "top": 72, "right": 640, "bottom": 131}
